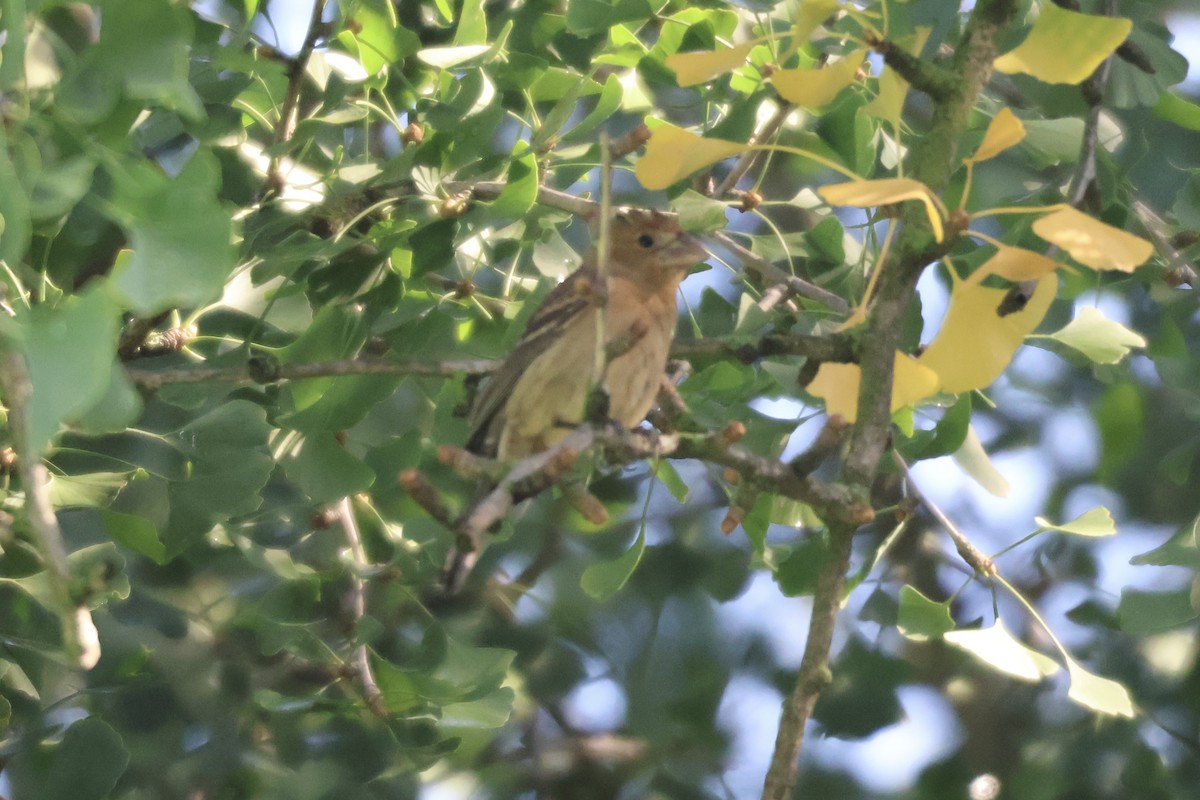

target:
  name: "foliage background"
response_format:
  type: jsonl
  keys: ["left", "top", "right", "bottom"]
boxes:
{"left": 1, "top": 0, "right": 1200, "bottom": 798}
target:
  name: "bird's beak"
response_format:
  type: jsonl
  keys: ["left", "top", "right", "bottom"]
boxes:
{"left": 666, "top": 230, "right": 709, "bottom": 270}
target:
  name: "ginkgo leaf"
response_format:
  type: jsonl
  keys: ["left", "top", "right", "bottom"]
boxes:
{"left": 898, "top": 585, "right": 955, "bottom": 640}
{"left": 944, "top": 621, "right": 1061, "bottom": 682}
{"left": 1047, "top": 306, "right": 1146, "bottom": 364}
{"left": 808, "top": 352, "right": 939, "bottom": 423}
{"left": 792, "top": 0, "right": 843, "bottom": 44}
{"left": 1065, "top": 657, "right": 1136, "bottom": 717}
{"left": 1032, "top": 207, "right": 1153, "bottom": 272}
{"left": 1034, "top": 506, "right": 1117, "bottom": 537}
{"left": 666, "top": 42, "right": 756, "bottom": 87}
{"left": 952, "top": 424, "right": 1011, "bottom": 497}
{"left": 918, "top": 276, "right": 1056, "bottom": 393}
{"left": 968, "top": 245, "right": 1060, "bottom": 284}
{"left": 994, "top": 3, "right": 1133, "bottom": 86}
{"left": 771, "top": 50, "right": 866, "bottom": 108}
{"left": 635, "top": 122, "right": 748, "bottom": 190}
{"left": 967, "top": 107, "right": 1027, "bottom": 163}
{"left": 818, "top": 178, "right": 946, "bottom": 242}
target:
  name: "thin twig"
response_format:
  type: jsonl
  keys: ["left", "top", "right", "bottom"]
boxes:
{"left": 713, "top": 232, "right": 850, "bottom": 313}
{"left": 266, "top": 0, "right": 328, "bottom": 195}
{"left": 335, "top": 496, "right": 386, "bottom": 716}
{"left": 892, "top": 453, "right": 995, "bottom": 575}
{"left": 714, "top": 102, "right": 793, "bottom": 197}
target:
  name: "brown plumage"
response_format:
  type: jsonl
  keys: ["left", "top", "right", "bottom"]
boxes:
{"left": 466, "top": 208, "right": 707, "bottom": 459}
{"left": 443, "top": 209, "right": 706, "bottom": 590}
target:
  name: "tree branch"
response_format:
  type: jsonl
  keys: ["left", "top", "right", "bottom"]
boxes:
{"left": 335, "top": 496, "right": 386, "bottom": 716}
{"left": 265, "top": 0, "right": 328, "bottom": 196}
{"left": 762, "top": 2, "right": 1020, "bottom": 797}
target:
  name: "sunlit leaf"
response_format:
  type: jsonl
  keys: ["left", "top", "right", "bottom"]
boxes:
{"left": 968, "top": 245, "right": 1060, "bottom": 284}
{"left": 807, "top": 352, "right": 939, "bottom": 423}
{"left": 1032, "top": 207, "right": 1153, "bottom": 272}
{"left": 792, "top": 0, "right": 842, "bottom": 43}
{"left": 967, "top": 107, "right": 1027, "bottom": 163}
{"left": 1065, "top": 657, "right": 1136, "bottom": 718}
{"left": 417, "top": 44, "right": 491, "bottom": 68}
{"left": 918, "top": 275, "right": 1055, "bottom": 393}
{"left": 994, "top": 3, "right": 1133, "bottom": 85}
{"left": 1034, "top": 506, "right": 1117, "bottom": 537}
{"left": 944, "top": 621, "right": 1060, "bottom": 682}
{"left": 771, "top": 50, "right": 866, "bottom": 108}
{"left": 1047, "top": 306, "right": 1146, "bottom": 364}
{"left": 952, "top": 424, "right": 1010, "bottom": 497}
{"left": 818, "top": 178, "right": 945, "bottom": 241}
{"left": 666, "top": 41, "right": 755, "bottom": 86}
{"left": 898, "top": 586, "right": 955, "bottom": 640}
{"left": 635, "top": 122, "right": 747, "bottom": 190}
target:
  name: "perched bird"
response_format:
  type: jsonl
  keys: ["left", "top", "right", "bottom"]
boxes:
{"left": 444, "top": 208, "right": 706, "bottom": 589}
{"left": 466, "top": 207, "right": 707, "bottom": 460}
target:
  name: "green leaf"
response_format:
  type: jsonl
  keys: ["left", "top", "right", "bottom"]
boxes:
{"left": 1092, "top": 382, "right": 1142, "bottom": 482}
{"left": 581, "top": 527, "right": 646, "bottom": 600}
{"left": 1033, "top": 506, "right": 1117, "bottom": 538}
{"left": 47, "top": 472, "right": 130, "bottom": 509}
{"left": 91, "top": 0, "right": 202, "bottom": 118}
{"left": 109, "top": 152, "right": 235, "bottom": 315}
{"left": 490, "top": 145, "right": 539, "bottom": 219}
{"left": 565, "top": 0, "right": 654, "bottom": 36}
{"left": 1131, "top": 517, "right": 1200, "bottom": 569}
{"left": 75, "top": 364, "right": 143, "bottom": 435}
{"left": 897, "top": 585, "right": 955, "bottom": 640}
{"left": 19, "top": 287, "right": 120, "bottom": 453}
{"left": 562, "top": 74, "right": 623, "bottom": 143}
{"left": 1154, "top": 90, "right": 1200, "bottom": 132}
{"left": 440, "top": 688, "right": 515, "bottom": 730}
{"left": 672, "top": 189, "right": 730, "bottom": 233}
{"left": 653, "top": 461, "right": 690, "bottom": 503}
{"left": 280, "top": 434, "right": 377, "bottom": 503}
{"left": 901, "top": 394, "right": 971, "bottom": 461}
{"left": 28, "top": 156, "right": 95, "bottom": 222}
{"left": 0, "top": 128, "right": 32, "bottom": 267}
{"left": 102, "top": 509, "right": 168, "bottom": 564}
{"left": 35, "top": 717, "right": 129, "bottom": 800}
{"left": 1117, "top": 586, "right": 1200, "bottom": 634}
{"left": 1065, "top": 657, "right": 1135, "bottom": 718}
{"left": 944, "top": 621, "right": 1061, "bottom": 682}
{"left": 774, "top": 534, "right": 830, "bottom": 597}
{"left": 1047, "top": 307, "right": 1146, "bottom": 364}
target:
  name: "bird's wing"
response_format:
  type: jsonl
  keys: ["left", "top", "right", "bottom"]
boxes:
{"left": 466, "top": 264, "right": 597, "bottom": 456}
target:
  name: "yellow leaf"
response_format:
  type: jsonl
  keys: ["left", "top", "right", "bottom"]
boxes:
{"left": 666, "top": 42, "right": 756, "bottom": 87}
{"left": 808, "top": 352, "right": 939, "bottom": 423}
{"left": 918, "top": 276, "right": 1056, "bottom": 393}
{"left": 634, "top": 122, "right": 748, "bottom": 191}
{"left": 1032, "top": 206, "right": 1153, "bottom": 272}
{"left": 967, "top": 245, "right": 1060, "bottom": 284}
{"left": 771, "top": 50, "right": 866, "bottom": 108}
{"left": 818, "top": 178, "right": 946, "bottom": 242}
{"left": 967, "top": 107, "right": 1027, "bottom": 163}
{"left": 792, "top": 0, "right": 843, "bottom": 44}
{"left": 994, "top": 3, "right": 1132, "bottom": 85}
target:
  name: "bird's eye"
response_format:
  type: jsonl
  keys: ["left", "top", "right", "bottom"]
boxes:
{"left": 637, "top": 234, "right": 654, "bottom": 248}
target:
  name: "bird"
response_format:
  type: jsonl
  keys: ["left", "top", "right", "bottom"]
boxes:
{"left": 443, "top": 207, "right": 707, "bottom": 589}
{"left": 465, "top": 207, "right": 707, "bottom": 460}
